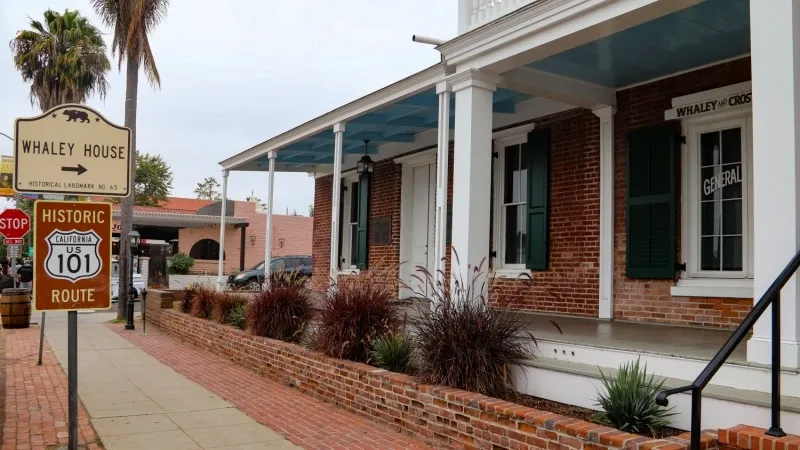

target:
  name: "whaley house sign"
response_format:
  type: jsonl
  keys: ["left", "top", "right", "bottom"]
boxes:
{"left": 665, "top": 90, "right": 752, "bottom": 120}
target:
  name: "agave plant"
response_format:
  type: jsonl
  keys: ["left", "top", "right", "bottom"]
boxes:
{"left": 594, "top": 359, "right": 674, "bottom": 436}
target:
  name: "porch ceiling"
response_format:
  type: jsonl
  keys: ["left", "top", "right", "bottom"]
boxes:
{"left": 529, "top": 0, "right": 750, "bottom": 88}
{"left": 253, "top": 88, "right": 531, "bottom": 171}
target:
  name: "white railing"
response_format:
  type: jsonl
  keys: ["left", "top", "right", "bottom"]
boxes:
{"left": 459, "top": 0, "right": 540, "bottom": 33}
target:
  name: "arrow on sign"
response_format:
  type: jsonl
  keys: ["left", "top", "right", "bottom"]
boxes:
{"left": 62, "top": 164, "right": 87, "bottom": 175}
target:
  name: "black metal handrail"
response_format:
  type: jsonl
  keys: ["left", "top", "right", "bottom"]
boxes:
{"left": 656, "top": 251, "right": 800, "bottom": 449}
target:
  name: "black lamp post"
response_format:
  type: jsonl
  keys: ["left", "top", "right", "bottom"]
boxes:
{"left": 125, "top": 230, "right": 141, "bottom": 330}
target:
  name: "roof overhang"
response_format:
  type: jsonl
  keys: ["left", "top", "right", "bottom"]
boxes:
{"left": 113, "top": 210, "right": 249, "bottom": 228}
{"left": 219, "top": 63, "right": 451, "bottom": 172}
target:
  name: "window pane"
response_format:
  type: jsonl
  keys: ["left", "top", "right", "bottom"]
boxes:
{"left": 701, "top": 166, "right": 722, "bottom": 201}
{"left": 349, "top": 182, "right": 359, "bottom": 222}
{"left": 701, "top": 201, "right": 722, "bottom": 236}
{"left": 722, "top": 236, "right": 743, "bottom": 271}
{"left": 721, "top": 128, "right": 742, "bottom": 164}
{"left": 504, "top": 205, "right": 527, "bottom": 264}
{"left": 350, "top": 223, "right": 358, "bottom": 264}
{"left": 504, "top": 145, "right": 519, "bottom": 203}
{"left": 721, "top": 163, "right": 743, "bottom": 200}
{"left": 270, "top": 259, "right": 285, "bottom": 271}
{"left": 722, "top": 200, "right": 743, "bottom": 235}
{"left": 700, "top": 131, "right": 721, "bottom": 167}
{"left": 701, "top": 236, "right": 721, "bottom": 271}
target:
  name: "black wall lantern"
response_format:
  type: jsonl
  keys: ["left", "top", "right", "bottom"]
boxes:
{"left": 357, "top": 139, "right": 374, "bottom": 174}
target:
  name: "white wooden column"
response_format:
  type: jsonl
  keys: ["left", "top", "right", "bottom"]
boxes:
{"left": 593, "top": 106, "right": 616, "bottom": 319}
{"left": 329, "top": 123, "right": 346, "bottom": 285}
{"left": 434, "top": 80, "right": 452, "bottom": 289}
{"left": 216, "top": 169, "right": 229, "bottom": 291}
{"left": 448, "top": 69, "right": 499, "bottom": 295}
{"left": 748, "top": 0, "right": 800, "bottom": 368}
{"left": 263, "top": 151, "right": 276, "bottom": 288}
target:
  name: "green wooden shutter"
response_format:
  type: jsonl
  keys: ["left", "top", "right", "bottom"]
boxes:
{"left": 356, "top": 173, "right": 370, "bottom": 269}
{"left": 626, "top": 126, "right": 676, "bottom": 279}
{"left": 526, "top": 129, "right": 550, "bottom": 270}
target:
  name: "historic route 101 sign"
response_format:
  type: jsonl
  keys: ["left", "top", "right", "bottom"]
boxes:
{"left": 14, "top": 104, "right": 131, "bottom": 197}
{"left": 34, "top": 201, "right": 112, "bottom": 311}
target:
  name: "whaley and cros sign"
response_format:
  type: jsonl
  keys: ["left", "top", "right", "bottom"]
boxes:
{"left": 34, "top": 201, "right": 112, "bottom": 311}
{"left": 665, "top": 90, "right": 752, "bottom": 120}
{"left": 13, "top": 104, "right": 131, "bottom": 197}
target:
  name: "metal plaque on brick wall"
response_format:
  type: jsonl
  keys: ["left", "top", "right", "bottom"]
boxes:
{"left": 371, "top": 216, "right": 392, "bottom": 245}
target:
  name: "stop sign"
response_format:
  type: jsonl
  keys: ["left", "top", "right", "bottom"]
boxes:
{"left": 0, "top": 209, "right": 31, "bottom": 240}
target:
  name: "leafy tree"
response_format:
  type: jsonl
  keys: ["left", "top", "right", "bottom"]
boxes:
{"left": 308, "top": 204, "right": 314, "bottom": 217}
{"left": 92, "top": 0, "right": 169, "bottom": 319}
{"left": 194, "top": 177, "right": 221, "bottom": 200}
{"left": 9, "top": 9, "right": 111, "bottom": 111}
{"left": 133, "top": 154, "right": 172, "bottom": 206}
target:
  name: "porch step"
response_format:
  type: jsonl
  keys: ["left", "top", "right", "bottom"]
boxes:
{"left": 514, "top": 357, "right": 800, "bottom": 434}
{"left": 530, "top": 358, "right": 800, "bottom": 414}
{"left": 532, "top": 338, "right": 800, "bottom": 397}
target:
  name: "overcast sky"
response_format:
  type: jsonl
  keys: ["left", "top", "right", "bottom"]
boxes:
{"left": 0, "top": 0, "right": 455, "bottom": 215}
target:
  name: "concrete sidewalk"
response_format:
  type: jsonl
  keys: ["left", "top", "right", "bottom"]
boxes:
{"left": 43, "top": 312, "right": 300, "bottom": 450}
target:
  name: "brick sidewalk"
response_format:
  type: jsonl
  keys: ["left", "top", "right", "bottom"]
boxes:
{"left": 2, "top": 326, "right": 102, "bottom": 450}
{"left": 110, "top": 323, "right": 433, "bottom": 450}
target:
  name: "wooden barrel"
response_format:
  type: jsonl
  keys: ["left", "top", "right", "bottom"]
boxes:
{"left": 0, "top": 288, "right": 32, "bottom": 329}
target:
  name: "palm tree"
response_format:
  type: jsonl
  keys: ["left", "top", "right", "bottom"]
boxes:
{"left": 10, "top": 9, "right": 111, "bottom": 111}
{"left": 92, "top": 0, "right": 169, "bottom": 319}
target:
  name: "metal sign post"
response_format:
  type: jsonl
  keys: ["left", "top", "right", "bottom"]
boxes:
{"left": 37, "top": 312, "right": 46, "bottom": 365}
{"left": 15, "top": 104, "right": 130, "bottom": 450}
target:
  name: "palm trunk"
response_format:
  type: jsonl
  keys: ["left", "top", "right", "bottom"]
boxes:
{"left": 117, "top": 57, "right": 139, "bottom": 320}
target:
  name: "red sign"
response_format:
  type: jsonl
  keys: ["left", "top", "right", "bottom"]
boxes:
{"left": 0, "top": 208, "right": 31, "bottom": 240}
{"left": 34, "top": 201, "right": 112, "bottom": 311}
{"left": 4, "top": 238, "right": 23, "bottom": 245}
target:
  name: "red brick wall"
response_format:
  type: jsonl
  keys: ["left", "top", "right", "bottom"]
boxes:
{"left": 180, "top": 201, "right": 312, "bottom": 276}
{"left": 147, "top": 308, "right": 711, "bottom": 450}
{"left": 491, "top": 109, "right": 601, "bottom": 317}
{"left": 312, "top": 159, "right": 403, "bottom": 287}
{"left": 612, "top": 57, "right": 753, "bottom": 327}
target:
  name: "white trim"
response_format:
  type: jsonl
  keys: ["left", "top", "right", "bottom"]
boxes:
{"left": 682, "top": 114, "right": 753, "bottom": 280}
{"left": 393, "top": 149, "right": 436, "bottom": 166}
{"left": 493, "top": 123, "right": 536, "bottom": 144}
{"left": 264, "top": 151, "right": 276, "bottom": 287}
{"left": 492, "top": 138, "right": 532, "bottom": 271}
{"left": 216, "top": 169, "right": 229, "bottom": 291}
{"left": 501, "top": 67, "right": 616, "bottom": 109}
{"left": 665, "top": 83, "right": 752, "bottom": 121}
{"left": 670, "top": 279, "right": 754, "bottom": 299}
{"left": 439, "top": 0, "right": 703, "bottom": 73}
{"left": 593, "top": 106, "right": 616, "bottom": 319}
{"left": 340, "top": 174, "right": 360, "bottom": 272}
{"left": 491, "top": 269, "right": 531, "bottom": 279}
{"left": 434, "top": 83, "right": 452, "bottom": 290}
{"left": 329, "top": 124, "right": 345, "bottom": 284}
{"left": 398, "top": 155, "right": 438, "bottom": 298}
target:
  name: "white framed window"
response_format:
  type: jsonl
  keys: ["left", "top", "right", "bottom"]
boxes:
{"left": 491, "top": 124, "right": 536, "bottom": 276}
{"left": 677, "top": 112, "right": 753, "bottom": 299}
{"left": 340, "top": 175, "right": 360, "bottom": 271}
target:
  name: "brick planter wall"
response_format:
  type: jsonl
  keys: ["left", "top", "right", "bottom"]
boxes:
{"left": 143, "top": 301, "right": 731, "bottom": 450}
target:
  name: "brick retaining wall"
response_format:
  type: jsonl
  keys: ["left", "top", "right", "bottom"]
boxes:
{"left": 142, "top": 292, "right": 746, "bottom": 450}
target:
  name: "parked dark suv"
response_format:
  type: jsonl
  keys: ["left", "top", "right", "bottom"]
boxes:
{"left": 227, "top": 255, "right": 312, "bottom": 290}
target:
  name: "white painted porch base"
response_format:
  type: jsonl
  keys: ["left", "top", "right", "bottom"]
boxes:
{"left": 514, "top": 363, "right": 800, "bottom": 432}
{"left": 511, "top": 339, "right": 800, "bottom": 433}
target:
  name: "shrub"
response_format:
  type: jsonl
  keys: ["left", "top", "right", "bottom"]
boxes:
{"left": 228, "top": 303, "right": 247, "bottom": 330}
{"left": 369, "top": 332, "right": 414, "bottom": 374}
{"left": 181, "top": 285, "right": 199, "bottom": 313}
{"left": 313, "top": 270, "right": 400, "bottom": 363}
{"left": 169, "top": 252, "right": 194, "bottom": 275}
{"left": 248, "top": 272, "right": 312, "bottom": 342}
{"left": 189, "top": 286, "right": 216, "bottom": 319}
{"left": 211, "top": 293, "right": 248, "bottom": 325}
{"left": 594, "top": 359, "right": 674, "bottom": 436}
{"left": 411, "top": 254, "right": 552, "bottom": 398}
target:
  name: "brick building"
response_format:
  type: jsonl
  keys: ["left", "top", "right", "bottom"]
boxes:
{"left": 218, "top": 0, "right": 800, "bottom": 436}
